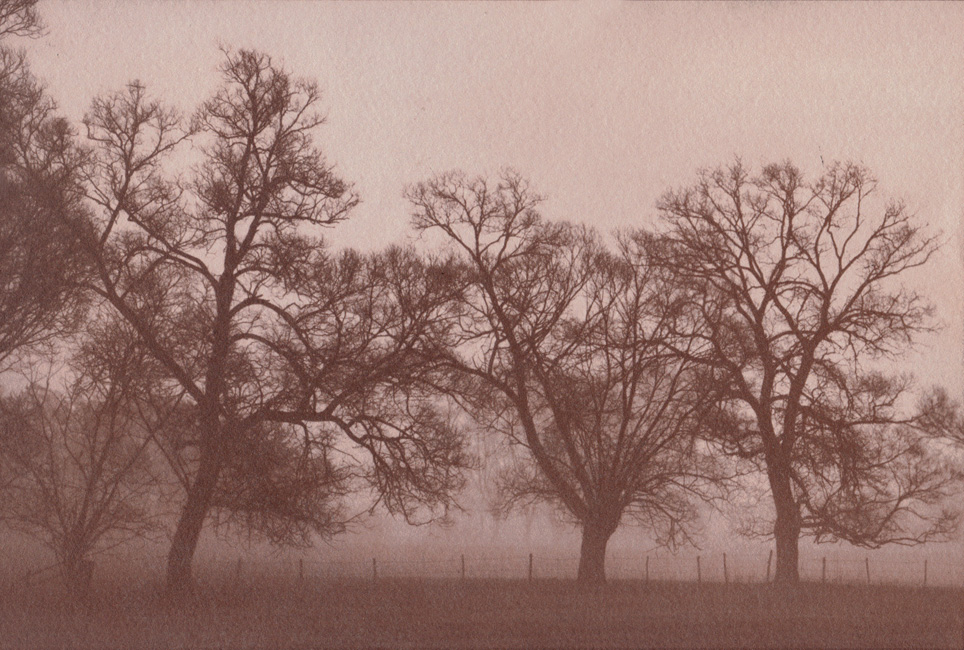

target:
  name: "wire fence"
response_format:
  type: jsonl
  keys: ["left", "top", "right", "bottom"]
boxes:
{"left": 9, "top": 550, "right": 964, "bottom": 592}
{"left": 181, "top": 551, "right": 964, "bottom": 588}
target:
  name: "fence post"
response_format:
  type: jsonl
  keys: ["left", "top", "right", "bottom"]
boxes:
{"left": 865, "top": 557, "right": 870, "bottom": 585}
{"left": 645, "top": 555, "right": 649, "bottom": 584}
{"left": 822, "top": 557, "right": 826, "bottom": 584}
{"left": 528, "top": 553, "right": 533, "bottom": 582}
{"left": 697, "top": 556, "right": 701, "bottom": 585}
{"left": 461, "top": 554, "right": 466, "bottom": 581}
{"left": 723, "top": 553, "right": 728, "bottom": 585}
{"left": 372, "top": 558, "right": 377, "bottom": 583}
{"left": 923, "top": 559, "right": 927, "bottom": 587}
{"left": 766, "top": 550, "right": 772, "bottom": 583}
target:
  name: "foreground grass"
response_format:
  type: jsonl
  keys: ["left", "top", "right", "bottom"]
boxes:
{"left": 1, "top": 578, "right": 961, "bottom": 648}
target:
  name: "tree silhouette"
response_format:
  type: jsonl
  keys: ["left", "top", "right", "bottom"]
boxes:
{"left": 410, "top": 171, "right": 718, "bottom": 585}
{"left": 78, "top": 50, "right": 470, "bottom": 600}
{"left": 0, "top": 319, "right": 165, "bottom": 599}
{"left": 654, "top": 160, "right": 962, "bottom": 585}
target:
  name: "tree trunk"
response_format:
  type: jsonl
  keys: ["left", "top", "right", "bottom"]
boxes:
{"left": 62, "top": 553, "right": 93, "bottom": 601}
{"left": 772, "top": 484, "right": 801, "bottom": 586}
{"left": 773, "top": 519, "right": 800, "bottom": 585}
{"left": 576, "top": 520, "right": 614, "bottom": 586}
{"left": 164, "top": 448, "right": 222, "bottom": 602}
{"left": 166, "top": 283, "right": 233, "bottom": 603}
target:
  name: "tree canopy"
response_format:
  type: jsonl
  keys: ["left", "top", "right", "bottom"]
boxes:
{"left": 78, "top": 49, "right": 471, "bottom": 599}
{"left": 410, "top": 171, "right": 722, "bottom": 584}
{"left": 653, "top": 160, "right": 962, "bottom": 583}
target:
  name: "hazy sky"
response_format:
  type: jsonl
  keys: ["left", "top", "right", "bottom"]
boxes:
{"left": 23, "top": 0, "right": 963, "bottom": 386}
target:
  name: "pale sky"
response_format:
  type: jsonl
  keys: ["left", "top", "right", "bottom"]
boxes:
{"left": 23, "top": 0, "right": 963, "bottom": 387}
{"left": 14, "top": 0, "right": 964, "bottom": 563}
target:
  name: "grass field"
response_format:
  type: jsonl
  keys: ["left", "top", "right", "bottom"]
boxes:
{"left": 1, "top": 578, "right": 961, "bottom": 648}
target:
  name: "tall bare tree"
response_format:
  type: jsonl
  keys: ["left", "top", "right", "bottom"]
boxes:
{"left": 654, "top": 160, "right": 962, "bottom": 585}
{"left": 410, "top": 171, "right": 717, "bottom": 585}
{"left": 78, "top": 50, "right": 470, "bottom": 600}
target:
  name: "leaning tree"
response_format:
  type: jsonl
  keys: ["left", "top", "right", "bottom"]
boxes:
{"left": 409, "top": 171, "right": 719, "bottom": 585}
{"left": 77, "top": 49, "right": 470, "bottom": 600}
{"left": 654, "top": 160, "right": 962, "bottom": 585}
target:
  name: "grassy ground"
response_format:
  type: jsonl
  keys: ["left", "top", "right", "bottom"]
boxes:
{"left": 1, "top": 578, "right": 961, "bottom": 648}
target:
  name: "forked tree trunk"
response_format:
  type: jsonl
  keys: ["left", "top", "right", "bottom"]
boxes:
{"left": 165, "top": 449, "right": 222, "bottom": 602}
{"left": 576, "top": 520, "right": 615, "bottom": 586}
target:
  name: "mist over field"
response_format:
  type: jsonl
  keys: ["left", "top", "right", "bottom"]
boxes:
{"left": 5, "top": 488, "right": 963, "bottom": 587}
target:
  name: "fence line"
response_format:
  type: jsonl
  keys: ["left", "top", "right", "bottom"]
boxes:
{"left": 184, "top": 551, "right": 964, "bottom": 587}
{"left": 8, "top": 550, "right": 963, "bottom": 591}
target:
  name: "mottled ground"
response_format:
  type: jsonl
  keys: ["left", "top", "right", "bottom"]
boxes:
{"left": 1, "top": 578, "right": 960, "bottom": 648}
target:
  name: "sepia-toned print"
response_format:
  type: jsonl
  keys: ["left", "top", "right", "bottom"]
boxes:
{"left": 0, "top": 1, "right": 962, "bottom": 647}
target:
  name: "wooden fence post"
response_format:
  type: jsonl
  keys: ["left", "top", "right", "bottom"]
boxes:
{"left": 822, "top": 557, "right": 826, "bottom": 584}
{"left": 865, "top": 557, "right": 870, "bottom": 585}
{"left": 766, "top": 550, "right": 772, "bottom": 583}
{"left": 528, "top": 553, "right": 533, "bottom": 582}
{"left": 723, "top": 553, "right": 728, "bottom": 585}
{"left": 697, "top": 556, "right": 701, "bottom": 585}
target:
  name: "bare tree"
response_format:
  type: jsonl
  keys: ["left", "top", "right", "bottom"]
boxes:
{"left": 77, "top": 50, "right": 470, "bottom": 601}
{"left": 409, "top": 171, "right": 717, "bottom": 585}
{"left": 0, "top": 320, "right": 163, "bottom": 599}
{"left": 654, "top": 160, "right": 962, "bottom": 585}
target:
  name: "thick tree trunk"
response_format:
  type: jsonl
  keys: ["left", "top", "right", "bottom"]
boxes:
{"left": 772, "top": 483, "right": 801, "bottom": 586}
{"left": 576, "top": 520, "right": 615, "bottom": 586}
{"left": 62, "top": 552, "right": 93, "bottom": 601}
{"left": 773, "top": 520, "right": 800, "bottom": 585}
{"left": 164, "top": 449, "right": 222, "bottom": 602}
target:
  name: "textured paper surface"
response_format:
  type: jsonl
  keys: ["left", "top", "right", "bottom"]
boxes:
{"left": 8, "top": 2, "right": 964, "bottom": 647}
